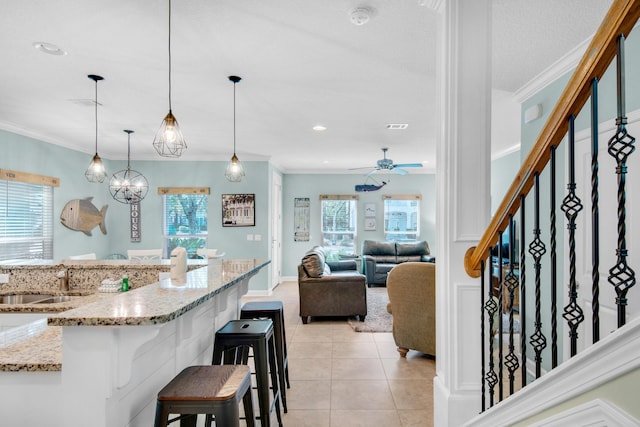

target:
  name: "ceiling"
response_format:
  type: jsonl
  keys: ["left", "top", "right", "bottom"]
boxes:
{"left": 0, "top": 0, "right": 611, "bottom": 174}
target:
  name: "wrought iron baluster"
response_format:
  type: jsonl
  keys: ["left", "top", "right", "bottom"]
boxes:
{"left": 484, "top": 248, "right": 499, "bottom": 408}
{"left": 481, "top": 258, "right": 486, "bottom": 412}
{"left": 607, "top": 34, "right": 636, "bottom": 328}
{"left": 528, "top": 173, "right": 547, "bottom": 378}
{"left": 550, "top": 146, "right": 558, "bottom": 367}
{"left": 591, "top": 77, "right": 601, "bottom": 344}
{"left": 497, "top": 233, "right": 504, "bottom": 401}
{"left": 519, "top": 196, "right": 527, "bottom": 389}
{"left": 504, "top": 216, "right": 520, "bottom": 395}
{"left": 562, "top": 115, "right": 585, "bottom": 357}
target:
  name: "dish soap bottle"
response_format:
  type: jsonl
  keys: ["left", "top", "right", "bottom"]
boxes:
{"left": 121, "top": 276, "right": 129, "bottom": 292}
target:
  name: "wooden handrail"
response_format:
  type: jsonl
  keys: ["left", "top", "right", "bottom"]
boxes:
{"left": 465, "top": 0, "right": 640, "bottom": 277}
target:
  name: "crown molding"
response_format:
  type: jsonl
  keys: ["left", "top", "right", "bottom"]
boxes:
{"left": 514, "top": 36, "right": 592, "bottom": 104}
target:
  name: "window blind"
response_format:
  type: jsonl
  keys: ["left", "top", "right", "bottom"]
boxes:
{"left": 0, "top": 180, "right": 53, "bottom": 260}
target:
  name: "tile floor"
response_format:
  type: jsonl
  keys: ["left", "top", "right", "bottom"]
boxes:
{"left": 242, "top": 281, "right": 435, "bottom": 427}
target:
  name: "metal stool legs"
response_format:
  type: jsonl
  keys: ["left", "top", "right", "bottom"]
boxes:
{"left": 213, "top": 319, "right": 283, "bottom": 427}
{"left": 240, "top": 300, "right": 290, "bottom": 413}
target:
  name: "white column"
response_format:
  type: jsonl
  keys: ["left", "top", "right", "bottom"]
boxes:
{"left": 434, "top": 0, "right": 492, "bottom": 425}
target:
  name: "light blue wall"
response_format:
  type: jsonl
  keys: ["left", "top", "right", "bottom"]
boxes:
{"left": 1, "top": 130, "right": 271, "bottom": 291}
{"left": 281, "top": 173, "right": 436, "bottom": 278}
{"left": 491, "top": 150, "right": 521, "bottom": 215}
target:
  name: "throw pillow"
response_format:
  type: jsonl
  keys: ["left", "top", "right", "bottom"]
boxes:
{"left": 301, "top": 249, "right": 326, "bottom": 278}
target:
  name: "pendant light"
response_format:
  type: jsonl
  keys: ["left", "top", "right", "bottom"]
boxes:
{"left": 84, "top": 74, "right": 107, "bottom": 182}
{"left": 152, "top": 0, "right": 187, "bottom": 158}
{"left": 225, "top": 75, "right": 245, "bottom": 182}
{"left": 109, "top": 130, "right": 149, "bottom": 204}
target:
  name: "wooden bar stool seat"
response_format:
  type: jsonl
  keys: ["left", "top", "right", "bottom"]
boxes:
{"left": 154, "top": 365, "right": 255, "bottom": 427}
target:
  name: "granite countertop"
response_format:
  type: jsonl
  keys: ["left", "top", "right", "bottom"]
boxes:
{"left": 0, "top": 258, "right": 268, "bottom": 371}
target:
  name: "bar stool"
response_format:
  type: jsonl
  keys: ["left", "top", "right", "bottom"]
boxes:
{"left": 213, "top": 319, "right": 283, "bottom": 427}
{"left": 154, "top": 365, "right": 255, "bottom": 427}
{"left": 240, "top": 300, "right": 290, "bottom": 413}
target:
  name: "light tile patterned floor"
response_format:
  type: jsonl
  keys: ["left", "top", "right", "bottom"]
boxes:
{"left": 242, "top": 281, "right": 435, "bottom": 427}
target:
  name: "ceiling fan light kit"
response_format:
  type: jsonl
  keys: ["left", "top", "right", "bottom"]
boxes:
{"left": 350, "top": 147, "right": 423, "bottom": 176}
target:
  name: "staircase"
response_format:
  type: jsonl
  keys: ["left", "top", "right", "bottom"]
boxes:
{"left": 464, "top": 1, "right": 640, "bottom": 424}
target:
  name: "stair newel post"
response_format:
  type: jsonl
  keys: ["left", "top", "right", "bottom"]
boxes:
{"left": 550, "top": 145, "right": 558, "bottom": 368}
{"left": 562, "top": 115, "right": 585, "bottom": 357}
{"left": 607, "top": 34, "right": 636, "bottom": 328}
{"left": 590, "top": 77, "right": 601, "bottom": 344}
{"left": 519, "top": 196, "right": 527, "bottom": 389}
{"left": 528, "top": 173, "right": 548, "bottom": 377}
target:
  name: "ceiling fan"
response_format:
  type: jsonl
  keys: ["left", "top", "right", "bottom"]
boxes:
{"left": 351, "top": 147, "right": 423, "bottom": 175}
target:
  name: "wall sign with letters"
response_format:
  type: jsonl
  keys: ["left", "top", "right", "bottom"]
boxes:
{"left": 130, "top": 201, "right": 141, "bottom": 242}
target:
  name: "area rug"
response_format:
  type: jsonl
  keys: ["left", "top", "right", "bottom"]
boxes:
{"left": 348, "top": 287, "right": 393, "bottom": 332}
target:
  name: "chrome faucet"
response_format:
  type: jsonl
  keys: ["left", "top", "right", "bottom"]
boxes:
{"left": 56, "top": 269, "right": 69, "bottom": 291}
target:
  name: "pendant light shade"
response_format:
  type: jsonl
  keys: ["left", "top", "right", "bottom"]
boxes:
{"left": 225, "top": 75, "right": 245, "bottom": 182}
{"left": 153, "top": 0, "right": 187, "bottom": 158}
{"left": 84, "top": 74, "right": 107, "bottom": 183}
{"left": 109, "top": 130, "right": 149, "bottom": 204}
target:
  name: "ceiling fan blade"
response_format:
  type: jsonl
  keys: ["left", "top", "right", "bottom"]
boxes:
{"left": 348, "top": 166, "right": 375, "bottom": 171}
{"left": 393, "top": 168, "right": 408, "bottom": 175}
{"left": 393, "top": 163, "right": 423, "bottom": 168}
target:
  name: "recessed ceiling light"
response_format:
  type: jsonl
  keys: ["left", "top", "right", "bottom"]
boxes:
{"left": 386, "top": 124, "right": 408, "bottom": 130}
{"left": 313, "top": 125, "right": 327, "bottom": 132}
{"left": 32, "top": 42, "right": 67, "bottom": 56}
{"left": 322, "top": 160, "right": 329, "bottom": 164}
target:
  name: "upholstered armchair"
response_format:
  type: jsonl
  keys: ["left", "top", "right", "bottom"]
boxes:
{"left": 386, "top": 262, "right": 436, "bottom": 357}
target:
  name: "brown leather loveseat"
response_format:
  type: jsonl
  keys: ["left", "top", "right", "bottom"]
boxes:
{"left": 297, "top": 246, "right": 367, "bottom": 324}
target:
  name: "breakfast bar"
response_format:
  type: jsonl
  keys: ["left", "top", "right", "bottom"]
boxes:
{"left": 0, "top": 258, "right": 269, "bottom": 427}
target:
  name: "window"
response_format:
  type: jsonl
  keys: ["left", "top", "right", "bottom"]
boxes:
{"left": 0, "top": 170, "right": 56, "bottom": 261}
{"left": 383, "top": 195, "right": 421, "bottom": 241}
{"left": 161, "top": 188, "right": 209, "bottom": 259}
{"left": 320, "top": 195, "right": 358, "bottom": 260}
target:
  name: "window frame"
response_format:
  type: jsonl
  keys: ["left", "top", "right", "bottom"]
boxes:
{"left": 319, "top": 194, "right": 358, "bottom": 260}
{"left": 383, "top": 194, "right": 421, "bottom": 241}
{"left": 159, "top": 187, "right": 210, "bottom": 259}
{"left": 0, "top": 169, "right": 57, "bottom": 261}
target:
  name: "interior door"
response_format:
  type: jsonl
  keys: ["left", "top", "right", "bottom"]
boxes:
{"left": 270, "top": 172, "right": 283, "bottom": 291}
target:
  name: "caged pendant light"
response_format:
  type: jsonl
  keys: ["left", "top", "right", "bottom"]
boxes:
{"left": 225, "top": 75, "right": 245, "bottom": 182}
{"left": 84, "top": 74, "right": 107, "bottom": 183}
{"left": 109, "top": 130, "right": 149, "bottom": 204}
{"left": 152, "top": 0, "right": 187, "bottom": 158}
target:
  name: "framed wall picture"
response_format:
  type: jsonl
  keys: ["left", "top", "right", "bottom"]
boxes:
{"left": 222, "top": 194, "right": 255, "bottom": 227}
{"left": 364, "top": 203, "right": 376, "bottom": 217}
{"left": 364, "top": 217, "right": 376, "bottom": 231}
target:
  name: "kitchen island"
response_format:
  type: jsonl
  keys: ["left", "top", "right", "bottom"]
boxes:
{"left": 0, "top": 258, "right": 269, "bottom": 427}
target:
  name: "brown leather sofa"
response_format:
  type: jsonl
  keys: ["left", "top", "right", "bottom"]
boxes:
{"left": 386, "top": 262, "right": 436, "bottom": 357}
{"left": 362, "top": 240, "right": 435, "bottom": 286}
{"left": 297, "top": 246, "right": 367, "bottom": 324}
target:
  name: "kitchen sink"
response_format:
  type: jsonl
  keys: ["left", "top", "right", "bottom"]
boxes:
{"left": 0, "top": 294, "right": 79, "bottom": 304}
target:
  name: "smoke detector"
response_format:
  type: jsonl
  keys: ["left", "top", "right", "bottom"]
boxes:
{"left": 349, "top": 6, "right": 376, "bottom": 26}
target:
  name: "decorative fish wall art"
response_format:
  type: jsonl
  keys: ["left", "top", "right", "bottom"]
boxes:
{"left": 60, "top": 197, "right": 108, "bottom": 236}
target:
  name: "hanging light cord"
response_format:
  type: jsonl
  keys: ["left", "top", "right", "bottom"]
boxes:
{"left": 127, "top": 132, "right": 131, "bottom": 170}
{"left": 94, "top": 79, "right": 98, "bottom": 154}
{"left": 168, "top": 0, "right": 173, "bottom": 112}
{"left": 233, "top": 80, "right": 237, "bottom": 154}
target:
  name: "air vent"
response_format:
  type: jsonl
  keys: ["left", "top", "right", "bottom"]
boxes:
{"left": 386, "top": 124, "right": 408, "bottom": 130}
